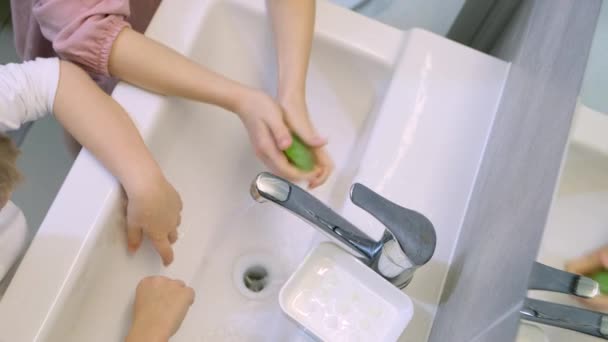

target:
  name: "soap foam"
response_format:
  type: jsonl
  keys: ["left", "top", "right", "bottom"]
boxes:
{"left": 287, "top": 257, "right": 398, "bottom": 341}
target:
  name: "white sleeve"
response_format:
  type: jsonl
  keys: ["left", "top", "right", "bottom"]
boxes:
{"left": 0, "top": 58, "right": 60, "bottom": 132}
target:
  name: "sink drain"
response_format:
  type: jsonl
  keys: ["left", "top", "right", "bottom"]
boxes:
{"left": 233, "top": 252, "right": 285, "bottom": 300}
{"left": 243, "top": 265, "right": 269, "bottom": 293}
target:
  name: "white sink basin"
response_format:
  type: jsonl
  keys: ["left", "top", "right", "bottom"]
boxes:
{"left": 0, "top": 1, "right": 508, "bottom": 341}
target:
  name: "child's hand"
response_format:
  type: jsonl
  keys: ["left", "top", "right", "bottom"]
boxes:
{"left": 125, "top": 174, "right": 182, "bottom": 266}
{"left": 126, "top": 276, "right": 195, "bottom": 342}
{"left": 279, "top": 94, "right": 334, "bottom": 189}
{"left": 566, "top": 245, "right": 608, "bottom": 311}
{"left": 237, "top": 90, "right": 320, "bottom": 185}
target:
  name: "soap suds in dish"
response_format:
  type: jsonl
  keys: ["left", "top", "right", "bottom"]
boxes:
{"left": 287, "top": 257, "right": 398, "bottom": 341}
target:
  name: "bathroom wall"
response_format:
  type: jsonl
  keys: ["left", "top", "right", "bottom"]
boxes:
{"left": 0, "top": 23, "right": 17, "bottom": 62}
{"left": 448, "top": 0, "right": 523, "bottom": 52}
{"left": 429, "top": 0, "right": 601, "bottom": 341}
{"left": 580, "top": 1, "right": 608, "bottom": 114}
{"left": 332, "top": 0, "right": 466, "bottom": 36}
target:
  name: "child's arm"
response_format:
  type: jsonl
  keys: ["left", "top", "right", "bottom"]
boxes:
{"left": 53, "top": 61, "right": 181, "bottom": 266}
{"left": 107, "top": 28, "right": 316, "bottom": 183}
{"left": 32, "top": 1, "right": 323, "bottom": 185}
{"left": 267, "top": 0, "right": 333, "bottom": 188}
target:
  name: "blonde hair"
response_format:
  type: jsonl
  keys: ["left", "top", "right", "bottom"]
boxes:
{"left": 0, "top": 134, "right": 21, "bottom": 204}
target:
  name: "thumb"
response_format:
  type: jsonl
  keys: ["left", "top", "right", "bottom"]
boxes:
{"left": 292, "top": 122, "right": 326, "bottom": 148}
{"left": 283, "top": 105, "right": 326, "bottom": 148}
{"left": 265, "top": 111, "right": 292, "bottom": 150}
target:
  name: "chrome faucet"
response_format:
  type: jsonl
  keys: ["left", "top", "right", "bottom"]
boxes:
{"left": 521, "top": 262, "right": 607, "bottom": 339}
{"left": 528, "top": 262, "right": 598, "bottom": 298}
{"left": 250, "top": 172, "right": 437, "bottom": 289}
{"left": 521, "top": 298, "right": 608, "bottom": 339}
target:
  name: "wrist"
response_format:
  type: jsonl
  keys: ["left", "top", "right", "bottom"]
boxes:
{"left": 228, "top": 86, "right": 254, "bottom": 117}
{"left": 122, "top": 166, "right": 166, "bottom": 200}
{"left": 276, "top": 67, "right": 307, "bottom": 101}
{"left": 126, "top": 321, "right": 170, "bottom": 342}
{"left": 233, "top": 87, "right": 266, "bottom": 120}
{"left": 277, "top": 87, "right": 306, "bottom": 108}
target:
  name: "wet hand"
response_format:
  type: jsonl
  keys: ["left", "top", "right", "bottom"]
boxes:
{"left": 237, "top": 90, "right": 319, "bottom": 184}
{"left": 279, "top": 94, "right": 333, "bottom": 189}
{"left": 126, "top": 276, "right": 195, "bottom": 342}
{"left": 125, "top": 174, "right": 182, "bottom": 266}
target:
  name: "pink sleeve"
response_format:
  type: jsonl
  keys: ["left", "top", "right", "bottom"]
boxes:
{"left": 32, "top": 0, "right": 132, "bottom": 77}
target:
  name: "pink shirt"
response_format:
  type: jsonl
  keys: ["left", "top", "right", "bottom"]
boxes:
{"left": 11, "top": 0, "right": 161, "bottom": 91}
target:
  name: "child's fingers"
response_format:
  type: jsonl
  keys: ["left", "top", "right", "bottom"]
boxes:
{"left": 185, "top": 286, "right": 195, "bottom": 305}
{"left": 265, "top": 114, "right": 292, "bottom": 150}
{"left": 252, "top": 123, "right": 306, "bottom": 180}
{"left": 267, "top": 151, "right": 316, "bottom": 182}
{"left": 309, "top": 169, "right": 328, "bottom": 189}
{"left": 599, "top": 249, "right": 608, "bottom": 268}
{"left": 308, "top": 148, "right": 334, "bottom": 189}
{"left": 177, "top": 194, "right": 184, "bottom": 211}
{"left": 151, "top": 237, "right": 174, "bottom": 266}
{"left": 127, "top": 224, "right": 143, "bottom": 253}
{"left": 283, "top": 106, "right": 327, "bottom": 148}
{"left": 252, "top": 121, "right": 317, "bottom": 182}
{"left": 168, "top": 230, "right": 178, "bottom": 244}
{"left": 252, "top": 121, "right": 277, "bottom": 160}
{"left": 173, "top": 279, "right": 186, "bottom": 287}
{"left": 292, "top": 124, "right": 326, "bottom": 149}
{"left": 566, "top": 248, "right": 608, "bottom": 275}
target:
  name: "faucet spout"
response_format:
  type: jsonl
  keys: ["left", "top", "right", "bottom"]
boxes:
{"left": 251, "top": 172, "right": 381, "bottom": 261}
{"left": 521, "top": 298, "right": 608, "bottom": 339}
{"left": 250, "top": 172, "right": 437, "bottom": 288}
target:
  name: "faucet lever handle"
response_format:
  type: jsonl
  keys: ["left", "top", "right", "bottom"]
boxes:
{"left": 350, "top": 184, "right": 436, "bottom": 267}
{"left": 528, "top": 262, "right": 599, "bottom": 298}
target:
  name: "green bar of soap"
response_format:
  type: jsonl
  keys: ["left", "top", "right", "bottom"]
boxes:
{"left": 590, "top": 271, "right": 608, "bottom": 294}
{"left": 284, "top": 135, "right": 315, "bottom": 171}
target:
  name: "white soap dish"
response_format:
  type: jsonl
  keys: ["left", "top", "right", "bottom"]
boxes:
{"left": 280, "top": 242, "right": 413, "bottom": 342}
